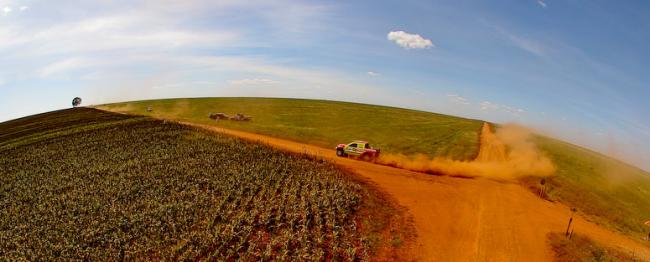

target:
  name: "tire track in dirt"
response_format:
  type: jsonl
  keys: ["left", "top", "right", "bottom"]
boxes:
{"left": 182, "top": 122, "right": 650, "bottom": 261}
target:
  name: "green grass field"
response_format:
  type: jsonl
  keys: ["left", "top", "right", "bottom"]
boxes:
{"left": 97, "top": 97, "right": 650, "bottom": 240}
{"left": 532, "top": 137, "right": 650, "bottom": 238}
{"left": 0, "top": 108, "right": 402, "bottom": 260}
{"left": 97, "top": 97, "right": 484, "bottom": 160}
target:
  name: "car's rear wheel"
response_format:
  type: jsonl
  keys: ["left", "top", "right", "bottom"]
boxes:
{"left": 361, "top": 153, "right": 372, "bottom": 161}
{"left": 336, "top": 149, "right": 346, "bottom": 157}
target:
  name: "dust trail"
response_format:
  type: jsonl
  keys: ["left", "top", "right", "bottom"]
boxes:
{"left": 476, "top": 123, "right": 507, "bottom": 162}
{"left": 377, "top": 123, "right": 556, "bottom": 180}
{"left": 95, "top": 104, "right": 135, "bottom": 113}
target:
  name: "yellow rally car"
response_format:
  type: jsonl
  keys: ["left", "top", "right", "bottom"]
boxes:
{"left": 335, "top": 141, "right": 380, "bottom": 161}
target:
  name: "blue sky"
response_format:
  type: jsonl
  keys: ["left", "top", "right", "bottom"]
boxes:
{"left": 1, "top": 0, "right": 649, "bottom": 170}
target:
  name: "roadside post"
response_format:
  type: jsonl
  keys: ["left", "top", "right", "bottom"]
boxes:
{"left": 566, "top": 208, "right": 577, "bottom": 237}
{"left": 539, "top": 178, "right": 546, "bottom": 198}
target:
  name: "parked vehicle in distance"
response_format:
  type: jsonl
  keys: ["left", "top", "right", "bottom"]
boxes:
{"left": 208, "top": 113, "right": 252, "bottom": 121}
{"left": 336, "top": 141, "right": 380, "bottom": 161}
{"left": 231, "top": 113, "right": 252, "bottom": 121}
{"left": 209, "top": 112, "right": 230, "bottom": 120}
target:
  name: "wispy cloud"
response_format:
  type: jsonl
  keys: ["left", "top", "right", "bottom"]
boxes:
{"left": 367, "top": 71, "right": 380, "bottom": 77}
{"left": 447, "top": 94, "right": 470, "bottom": 105}
{"left": 39, "top": 58, "right": 91, "bottom": 77}
{"left": 387, "top": 31, "right": 434, "bottom": 49}
{"left": 444, "top": 93, "right": 525, "bottom": 118}
{"left": 2, "top": 6, "right": 11, "bottom": 15}
{"left": 229, "top": 78, "right": 279, "bottom": 85}
{"left": 479, "top": 101, "right": 499, "bottom": 111}
{"left": 508, "top": 35, "right": 545, "bottom": 56}
{"left": 493, "top": 27, "right": 546, "bottom": 57}
{"left": 151, "top": 81, "right": 215, "bottom": 90}
{"left": 480, "top": 101, "right": 524, "bottom": 117}
{"left": 0, "top": 14, "right": 239, "bottom": 56}
{"left": 537, "top": 0, "right": 547, "bottom": 8}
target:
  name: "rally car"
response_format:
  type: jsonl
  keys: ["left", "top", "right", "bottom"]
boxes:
{"left": 335, "top": 141, "right": 380, "bottom": 161}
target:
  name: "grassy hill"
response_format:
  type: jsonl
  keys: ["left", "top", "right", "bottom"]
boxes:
{"left": 0, "top": 108, "right": 404, "bottom": 260}
{"left": 533, "top": 137, "right": 650, "bottom": 237}
{"left": 97, "top": 97, "right": 650, "bottom": 240}
{"left": 97, "top": 97, "right": 484, "bottom": 160}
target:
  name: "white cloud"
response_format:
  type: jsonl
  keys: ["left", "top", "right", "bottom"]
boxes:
{"left": 537, "top": 1, "right": 547, "bottom": 8}
{"left": 493, "top": 27, "right": 546, "bottom": 57}
{"left": 260, "top": 3, "right": 331, "bottom": 34}
{"left": 19, "top": 6, "right": 28, "bottom": 11}
{"left": 480, "top": 101, "right": 500, "bottom": 111}
{"left": 387, "top": 31, "right": 433, "bottom": 49}
{"left": 88, "top": 53, "right": 397, "bottom": 107}
{"left": 228, "top": 78, "right": 279, "bottom": 85}
{"left": 447, "top": 94, "right": 470, "bottom": 105}
{"left": 2, "top": 6, "right": 11, "bottom": 15}
{"left": 0, "top": 1, "right": 406, "bottom": 123}
{"left": 0, "top": 13, "right": 239, "bottom": 56}
{"left": 39, "top": 58, "right": 90, "bottom": 77}
{"left": 508, "top": 34, "right": 544, "bottom": 56}
{"left": 479, "top": 100, "right": 525, "bottom": 117}
{"left": 367, "top": 71, "right": 380, "bottom": 77}
{"left": 151, "top": 81, "right": 215, "bottom": 90}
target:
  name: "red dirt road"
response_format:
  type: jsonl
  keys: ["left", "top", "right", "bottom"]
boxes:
{"left": 188, "top": 123, "right": 650, "bottom": 261}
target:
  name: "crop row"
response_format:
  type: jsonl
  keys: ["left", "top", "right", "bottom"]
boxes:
{"left": 0, "top": 109, "right": 373, "bottom": 261}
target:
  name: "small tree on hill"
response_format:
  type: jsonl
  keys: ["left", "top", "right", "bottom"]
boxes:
{"left": 72, "top": 97, "right": 82, "bottom": 107}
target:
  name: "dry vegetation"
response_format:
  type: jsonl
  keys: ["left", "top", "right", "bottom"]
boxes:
{"left": 548, "top": 232, "right": 639, "bottom": 261}
{"left": 0, "top": 108, "right": 400, "bottom": 260}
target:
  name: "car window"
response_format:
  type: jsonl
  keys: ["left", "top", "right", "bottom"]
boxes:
{"left": 349, "top": 143, "right": 357, "bottom": 148}
{"left": 365, "top": 143, "right": 371, "bottom": 149}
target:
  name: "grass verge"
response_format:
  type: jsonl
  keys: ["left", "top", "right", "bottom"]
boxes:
{"left": 548, "top": 232, "right": 639, "bottom": 261}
